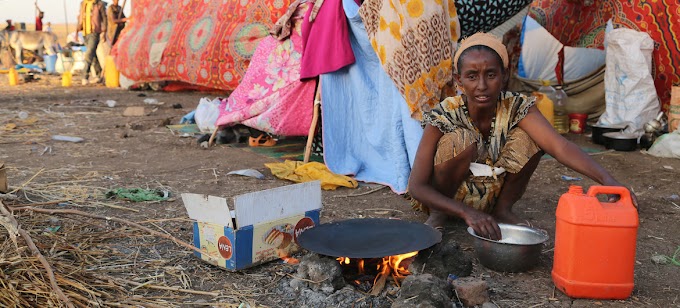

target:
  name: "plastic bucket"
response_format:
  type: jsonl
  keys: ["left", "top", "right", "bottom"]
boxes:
{"left": 43, "top": 54, "right": 57, "bottom": 73}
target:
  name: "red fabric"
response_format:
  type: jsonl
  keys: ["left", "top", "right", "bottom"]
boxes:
{"left": 529, "top": 0, "right": 680, "bottom": 112}
{"left": 35, "top": 17, "right": 43, "bottom": 31}
{"left": 111, "top": 0, "right": 294, "bottom": 91}
{"left": 162, "top": 82, "right": 219, "bottom": 93}
{"left": 299, "top": 0, "right": 355, "bottom": 79}
{"left": 555, "top": 46, "right": 564, "bottom": 85}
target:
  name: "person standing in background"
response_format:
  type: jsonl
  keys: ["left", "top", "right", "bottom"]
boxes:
{"left": 106, "top": 0, "right": 128, "bottom": 46}
{"left": 76, "top": 0, "right": 107, "bottom": 85}
{"left": 35, "top": 2, "right": 44, "bottom": 31}
{"left": 5, "top": 20, "right": 15, "bottom": 31}
{"left": 44, "top": 22, "right": 52, "bottom": 32}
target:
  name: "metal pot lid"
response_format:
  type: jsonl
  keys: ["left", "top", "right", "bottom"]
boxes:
{"left": 591, "top": 123, "right": 628, "bottom": 129}
{"left": 297, "top": 218, "right": 442, "bottom": 258}
{"left": 602, "top": 132, "right": 639, "bottom": 140}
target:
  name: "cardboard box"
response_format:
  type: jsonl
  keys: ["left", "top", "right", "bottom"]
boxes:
{"left": 0, "top": 162, "right": 7, "bottom": 193}
{"left": 182, "top": 181, "right": 321, "bottom": 271}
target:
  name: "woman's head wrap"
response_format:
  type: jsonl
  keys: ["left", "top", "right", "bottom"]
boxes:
{"left": 453, "top": 32, "right": 509, "bottom": 71}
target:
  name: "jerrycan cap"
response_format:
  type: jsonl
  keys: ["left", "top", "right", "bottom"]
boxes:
{"left": 568, "top": 185, "right": 584, "bottom": 195}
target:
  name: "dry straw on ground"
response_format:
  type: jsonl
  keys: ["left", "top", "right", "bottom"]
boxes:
{"left": 0, "top": 164, "right": 267, "bottom": 308}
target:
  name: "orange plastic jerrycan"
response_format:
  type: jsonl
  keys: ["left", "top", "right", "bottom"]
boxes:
{"left": 552, "top": 185, "right": 638, "bottom": 299}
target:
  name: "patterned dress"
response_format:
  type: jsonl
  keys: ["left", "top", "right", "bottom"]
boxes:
{"left": 413, "top": 92, "right": 541, "bottom": 213}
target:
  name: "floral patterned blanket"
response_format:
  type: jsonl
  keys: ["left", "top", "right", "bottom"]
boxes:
{"left": 214, "top": 5, "right": 316, "bottom": 136}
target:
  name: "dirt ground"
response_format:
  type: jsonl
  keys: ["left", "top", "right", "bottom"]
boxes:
{"left": 0, "top": 74, "right": 679, "bottom": 308}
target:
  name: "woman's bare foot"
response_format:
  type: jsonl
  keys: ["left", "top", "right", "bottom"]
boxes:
{"left": 425, "top": 210, "right": 448, "bottom": 232}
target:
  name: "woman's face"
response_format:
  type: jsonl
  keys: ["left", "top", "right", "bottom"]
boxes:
{"left": 455, "top": 49, "right": 506, "bottom": 109}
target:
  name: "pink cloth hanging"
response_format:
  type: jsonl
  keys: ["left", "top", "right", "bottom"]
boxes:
{"left": 299, "top": 0, "right": 357, "bottom": 79}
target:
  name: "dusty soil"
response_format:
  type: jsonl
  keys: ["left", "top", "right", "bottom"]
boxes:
{"left": 0, "top": 75, "right": 678, "bottom": 307}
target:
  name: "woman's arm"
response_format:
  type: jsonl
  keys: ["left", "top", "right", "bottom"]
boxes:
{"left": 409, "top": 125, "right": 502, "bottom": 239}
{"left": 518, "top": 107, "right": 636, "bottom": 201}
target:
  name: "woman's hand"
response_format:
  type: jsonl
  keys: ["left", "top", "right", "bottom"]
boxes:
{"left": 602, "top": 178, "right": 639, "bottom": 209}
{"left": 464, "top": 208, "right": 502, "bottom": 241}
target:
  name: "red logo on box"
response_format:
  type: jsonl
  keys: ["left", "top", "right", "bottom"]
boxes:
{"left": 217, "top": 236, "right": 233, "bottom": 259}
{"left": 293, "top": 217, "right": 315, "bottom": 244}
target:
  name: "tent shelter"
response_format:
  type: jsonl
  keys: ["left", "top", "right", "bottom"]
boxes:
{"left": 528, "top": 0, "right": 679, "bottom": 112}
{"left": 112, "top": 0, "right": 294, "bottom": 91}
{"left": 512, "top": 16, "right": 608, "bottom": 118}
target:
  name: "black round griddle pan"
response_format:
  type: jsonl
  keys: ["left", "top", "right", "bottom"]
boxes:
{"left": 297, "top": 218, "right": 442, "bottom": 258}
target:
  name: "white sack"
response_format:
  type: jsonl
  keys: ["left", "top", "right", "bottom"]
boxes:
{"left": 598, "top": 28, "right": 660, "bottom": 134}
{"left": 647, "top": 131, "right": 680, "bottom": 159}
{"left": 195, "top": 98, "right": 221, "bottom": 133}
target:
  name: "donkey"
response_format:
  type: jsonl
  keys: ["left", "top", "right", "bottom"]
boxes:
{"left": 0, "top": 30, "right": 59, "bottom": 64}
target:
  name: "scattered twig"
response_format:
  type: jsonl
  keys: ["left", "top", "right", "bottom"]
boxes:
{"left": 403, "top": 295, "right": 418, "bottom": 303}
{"left": 115, "top": 278, "right": 220, "bottom": 296}
{"left": 8, "top": 168, "right": 45, "bottom": 194}
{"left": 7, "top": 199, "right": 71, "bottom": 207}
{"left": 90, "top": 201, "right": 139, "bottom": 212}
{"left": 149, "top": 221, "right": 172, "bottom": 236}
{"left": 129, "top": 280, "right": 153, "bottom": 291}
{"left": 333, "top": 185, "right": 387, "bottom": 198}
{"left": 138, "top": 217, "right": 193, "bottom": 224}
{"left": 364, "top": 208, "right": 404, "bottom": 214}
{"left": 548, "top": 286, "right": 558, "bottom": 301}
{"left": 286, "top": 273, "right": 330, "bottom": 284}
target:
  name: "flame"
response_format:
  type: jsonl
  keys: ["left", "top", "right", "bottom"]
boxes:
{"left": 336, "top": 251, "right": 418, "bottom": 289}
{"left": 389, "top": 251, "right": 418, "bottom": 278}
{"left": 336, "top": 256, "right": 351, "bottom": 265}
{"left": 278, "top": 250, "right": 299, "bottom": 264}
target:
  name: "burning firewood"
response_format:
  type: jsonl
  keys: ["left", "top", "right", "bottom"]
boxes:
{"left": 337, "top": 251, "right": 418, "bottom": 295}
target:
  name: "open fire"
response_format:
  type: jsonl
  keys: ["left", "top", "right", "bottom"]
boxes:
{"left": 336, "top": 251, "right": 418, "bottom": 295}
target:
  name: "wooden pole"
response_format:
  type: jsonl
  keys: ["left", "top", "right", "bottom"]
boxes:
{"left": 303, "top": 79, "right": 322, "bottom": 163}
{"left": 117, "top": 0, "right": 127, "bottom": 20}
{"left": 63, "top": 0, "right": 69, "bottom": 35}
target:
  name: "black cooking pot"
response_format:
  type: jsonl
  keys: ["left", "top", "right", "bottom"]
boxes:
{"left": 603, "top": 132, "right": 638, "bottom": 151}
{"left": 591, "top": 124, "right": 627, "bottom": 145}
{"left": 297, "top": 218, "right": 441, "bottom": 258}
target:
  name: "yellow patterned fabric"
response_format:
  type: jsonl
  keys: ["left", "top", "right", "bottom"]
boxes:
{"left": 423, "top": 92, "right": 537, "bottom": 164}
{"left": 265, "top": 160, "right": 358, "bottom": 190}
{"left": 359, "top": 0, "right": 461, "bottom": 120}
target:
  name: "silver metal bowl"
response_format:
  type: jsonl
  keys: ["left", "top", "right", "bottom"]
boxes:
{"left": 467, "top": 223, "right": 549, "bottom": 272}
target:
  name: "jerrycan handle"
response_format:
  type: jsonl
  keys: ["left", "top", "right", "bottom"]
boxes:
{"left": 586, "top": 185, "right": 632, "bottom": 207}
